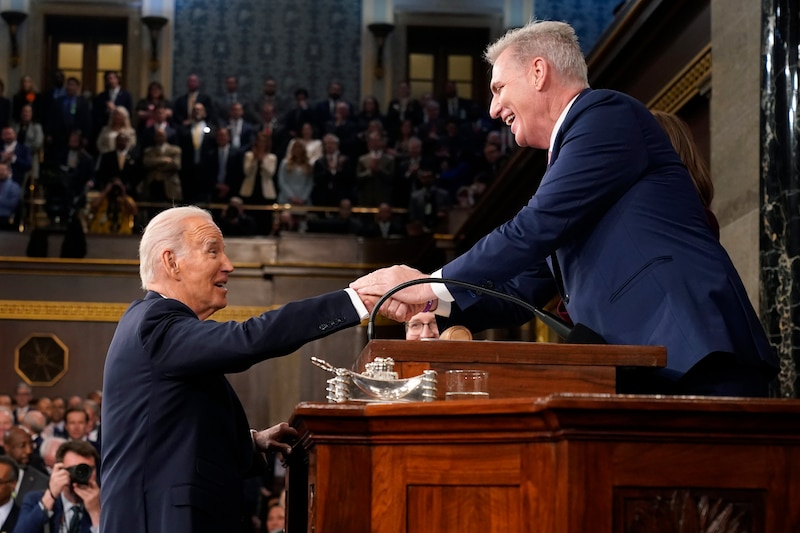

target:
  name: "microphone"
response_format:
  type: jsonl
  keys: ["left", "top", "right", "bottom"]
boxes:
{"left": 366, "top": 277, "right": 581, "bottom": 342}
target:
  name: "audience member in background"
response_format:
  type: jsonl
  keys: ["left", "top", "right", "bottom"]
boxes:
{"left": 216, "top": 75, "right": 248, "bottom": 125}
{"left": 0, "top": 454, "right": 20, "bottom": 532}
{"left": 38, "top": 436, "right": 67, "bottom": 474}
{"left": 0, "top": 161, "right": 20, "bottom": 230}
{"left": 277, "top": 138, "right": 313, "bottom": 208}
{"left": 355, "top": 95, "right": 384, "bottom": 134}
{"left": 360, "top": 202, "right": 406, "bottom": 239}
{"left": 227, "top": 101, "right": 256, "bottom": 151}
{"left": 83, "top": 400, "right": 101, "bottom": 452}
{"left": 88, "top": 177, "right": 138, "bottom": 235}
{"left": 311, "top": 133, "right": 353, "bottom": 207}
{"left": 46, "top": 76, "right": 91, "bottom": 159}
{"left": 179, "top": 102, "right": 216, "bottom": 203}
{"left": 0, "top": 395, "right": 10, "bottom": 408}
{"left": 283, "top": 88, "right": 314, "bottom": 140}
{"left": 356, "top": 131, "right": 394, "bottom": 207}
{"left": 285, "top": 122, "right": 322, "bottom": 166}
{"left": 314, "top": 80, "right": 352, "bottom": 132}
{"left": 405, "top": 311, "right": 440, "bottom": 340}
{"left": 651, "top": 110, "right": 718, "bottom": 238}
{"left": 173, "top": 73, "right": 216, "bottom": 127}
{"left": 386, "top": 81, "right": 422, "bottom": 140}
{"left": 15, "top": 440, "right": 102, "bottom": 533}
{"left": 251, "top": 77, "right": 289, "bottom": 125}
{"left": 35, "top": 397, "right": 52, "bottom": 425}
{"left": 407, "top": 164, "right": 450, "bottom": 235}
{"left": 63, "top": 408, "right": 97, "bottom": 456}
{"left": 43, "top": 397, "right": 67, "bottom": 439}
{"left": 13, "top": 104, "right": 45, "bottom": 180}
{"left": 95, "top": 106, "right": 137, "bottom": 156}
{"left": 135, "top": 81, "right": 173, "bottom": 140}
{"left": 67, "top": 396, "right": 83, "bottom": 410}
{"left": 94, "top": 132, "right": 138, "bottom": 194}
{"left": 203, "top": 127, "right": 242, "bottom": 206}
{"left": 240, "top": 131, "right": 277, "bottom": 234}
{"left": 265, "top": 501, "right": 285, "bottom": 533}
{"left": 1, "top": 125, "right": 32, "bottom": 185}
{"left": 140, "top": 103, "right": 177, "bottom": 152}
{"left": 12, "top": 74, "right": 43, "bottom": 124}
{"left": 393, "top": 136, "right": 424, "bottom": 206}
{"left": 218, "top": 196, "right": 257, "bottom": 237}
{"left": 12, "top": 382, "right": 33, "bottom": 424}
{"left": 20, "top": 410, "right": 48, "bottom": 472}
{"left": 0, "top": 407, "right": 13, "bottom": 452}
{"left": 3, "top": 427, "right": 48, "bottom": 502}
{"left": 141, "top": 127, "right": 183, "bottom": 212}
{"left": 324, "top": 101, "right": 359, "bottom": 160}
{"left": 440, "top": 80, "right": 474, "bottom": 124}
{"left": 92, "top": 70, "right": 134, "bottom": 143}
{"left": 307, "top": 197, "right": 363, "bottom": 235}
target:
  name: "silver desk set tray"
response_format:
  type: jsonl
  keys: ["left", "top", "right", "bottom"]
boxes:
{"left": 311, "top": 356, "right": 437, "bottom": 403}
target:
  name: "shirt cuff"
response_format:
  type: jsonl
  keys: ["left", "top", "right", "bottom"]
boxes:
{"left": 430, "top": 269, "right": 454, "bottom": 302}
{"left": 344, "top": 287, "right": 370, "bottom": 320}
{"left": 434, "top": 299, "right": 452, "bottom": 317}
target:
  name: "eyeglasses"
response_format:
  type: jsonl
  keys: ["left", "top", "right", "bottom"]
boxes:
{"left": 407, "top": 321, "right": 438, "bottom": 333}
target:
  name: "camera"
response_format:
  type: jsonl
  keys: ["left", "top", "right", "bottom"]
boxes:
{"left": 66, "top": 463, "right": 93, "bottom": 485}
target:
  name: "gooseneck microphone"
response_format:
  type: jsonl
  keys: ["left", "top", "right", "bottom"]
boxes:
{"left": 366, "top": 277, "right": 575, "bottom": 341}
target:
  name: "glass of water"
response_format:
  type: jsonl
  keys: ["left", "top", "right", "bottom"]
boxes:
{"left": 445, "top": 369, "right": 489, "bottom": 400}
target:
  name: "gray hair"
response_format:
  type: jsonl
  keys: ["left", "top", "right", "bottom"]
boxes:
{"left": 139, "top": 206, "right": 214, "bottom": 289}
{"left": 40, "top": 436, "right": 67, "bottom": 461}
{"left": 484, "top": 20, "right": 588, "bottom": 87}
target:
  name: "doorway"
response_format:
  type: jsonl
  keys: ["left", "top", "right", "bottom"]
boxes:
{"left": 43, "top": 15, "right": 128, "bottom": 97}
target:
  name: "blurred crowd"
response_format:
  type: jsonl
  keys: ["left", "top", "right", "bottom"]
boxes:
{"left": 0, "top": 71, "right": 518, "bottom": 238}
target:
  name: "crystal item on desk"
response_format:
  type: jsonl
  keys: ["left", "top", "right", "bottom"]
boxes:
{"left": 311, "top": 356, "right": 437, "bottom": 403}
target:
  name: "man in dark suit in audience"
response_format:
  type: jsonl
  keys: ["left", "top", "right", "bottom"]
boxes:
{"left": 0, "top": 455, "right": 20, "bottom": 533}
{"left": 172, "top": 73, "right": 216, "bottom": 127}
{"left": 178, "top": 102, "right": 216, "bottom": 203}
{"left": 202, "top": 127, "right": 243, "bottom": 206}
{"left": 94, "top": 132, "right": 139, "bottom": 195}
{"left": 226, "top": 102, "right": 256, "bottom": 152}
{"left": 3, "top": 427, "right": 48, "bottom": 503}
{"left": 46, "top": 77, "right": 91, "bottom": 160}
{"left": 100, "top": 205, "right": 372, "bottom": 532}
{"left": 92, "top": 70, "right": 134, "bottom": 141}
{"left": 15, "top": 440, "right": 101, "bottom": 533}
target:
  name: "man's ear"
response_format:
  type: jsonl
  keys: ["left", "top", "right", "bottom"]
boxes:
{"left": 530, "top": 57, "right": 547, "bottom": 91}
{"left": 161, "top": 249, "right": 180, "bottom": 279}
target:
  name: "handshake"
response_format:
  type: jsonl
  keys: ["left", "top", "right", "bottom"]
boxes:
{"left": 350, "top": 265, "right": 437, "bottom": 323}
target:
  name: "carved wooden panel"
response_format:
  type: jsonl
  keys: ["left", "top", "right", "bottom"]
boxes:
{"left": 614, "top": 488, "right": 766, "bottom": 533}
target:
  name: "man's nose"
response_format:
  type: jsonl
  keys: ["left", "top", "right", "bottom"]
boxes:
{"left": 489, "top": 96, "right": 501, "bottom": 119}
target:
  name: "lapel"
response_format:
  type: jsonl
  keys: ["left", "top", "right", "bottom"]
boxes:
{"left": 548, "top": 87, "right": 592, "bottom": 166}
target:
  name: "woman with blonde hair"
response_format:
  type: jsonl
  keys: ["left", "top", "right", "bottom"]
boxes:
{"left": 277, "top": 139, "right": 313, "bottom": 205}
{"left": 96, "top": 105, "right": 137, "bottom": 155}
{"left": 240, "top": 131, "right": 277, "bottom": 233}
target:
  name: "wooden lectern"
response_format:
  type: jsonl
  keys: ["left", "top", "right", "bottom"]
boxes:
{"left": 355, "top": 339, "right": 667, "bottom": 398}
{"left": 287, "top": 395, "right": 800, "bottom": 533}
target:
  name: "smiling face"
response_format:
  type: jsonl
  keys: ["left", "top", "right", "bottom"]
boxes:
{"left": 489, "top": 48, "right": 550, "bottom": 149}
{"left": 170, "top": 217, "right": 233, "bottom": 320}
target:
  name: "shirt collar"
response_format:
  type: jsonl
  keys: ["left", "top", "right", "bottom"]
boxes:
{"left": 548, "top": 93, "right": 581, "bottom": 154}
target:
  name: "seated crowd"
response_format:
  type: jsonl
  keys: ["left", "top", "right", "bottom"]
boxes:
{"left": 0, "top": 70, "right": 517, "bottom": 237}
{"left": 0, "top": 383, "right": 286, "bottom": 533}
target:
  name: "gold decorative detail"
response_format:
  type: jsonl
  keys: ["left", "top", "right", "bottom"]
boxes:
{"left": 649, "top": 46, "right": 712, "bottom": 113}
{"left": 15, "top": 333, "right": 68, "bottom": 386}
{"left": 0, "top": 299, "right": 280, "bottom": 323}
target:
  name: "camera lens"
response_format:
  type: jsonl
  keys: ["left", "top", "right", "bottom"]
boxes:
{"left": 67, "top": 463, "right": 93, "bottom": 484}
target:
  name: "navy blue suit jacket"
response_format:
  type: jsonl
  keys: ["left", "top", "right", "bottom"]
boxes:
{"left": 100, "top": 290, "right": 361, "bottom": 532}
{"left": 15, "top": 491, "right": 94, "bottom": 533}
{"left": 442, "top": 89, "right": 777, "bottom": 379}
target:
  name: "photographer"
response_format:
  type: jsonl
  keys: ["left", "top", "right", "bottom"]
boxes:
{"left": 88, "top": 177, "right": 137, "bottom": 235}
{"left": 15, "top": 440, "right": 100, "bottom": 533}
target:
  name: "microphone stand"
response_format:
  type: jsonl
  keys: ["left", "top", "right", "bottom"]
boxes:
{"left": 366, "top": 277, "right": 574, "bottom": 341}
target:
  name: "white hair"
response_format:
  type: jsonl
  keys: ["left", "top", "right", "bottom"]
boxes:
{"left": 139, "top": 206, "right": 214, "bottom": 289}
{"left": 484, "top": 20, "right": 588, "bottom": 87}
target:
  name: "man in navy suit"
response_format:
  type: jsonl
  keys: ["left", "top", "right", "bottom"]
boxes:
{"left": 14, "top": 440, "right": 101, "bottom": 533}
{"left": 100, "top": 206, "right": 371, "bottom": 532}
{"left": 91, "top": 70, "right": 133, "bottom": 141}
{"left": 352, "top": 20, "right": 779, "bottom": 397}
{"left": 0, "top": 126, "right": 31, "bottom": 185}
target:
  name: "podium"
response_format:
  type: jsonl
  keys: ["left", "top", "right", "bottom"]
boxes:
{"left": 287, "top": 395, "right": 800, "bottom": 533}
{"left": 355, "top": 339, "right": 667, "bottom": 398}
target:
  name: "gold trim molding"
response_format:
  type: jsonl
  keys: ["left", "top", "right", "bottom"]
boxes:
{"left": 648, "top": 46, "right": 712, "bottom": 113}
{"left": 0, "top": 300, "right": 279, "bottom": 323}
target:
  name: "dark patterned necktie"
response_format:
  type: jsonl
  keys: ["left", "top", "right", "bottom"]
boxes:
{"left": 67, "top": 504, "right": 83, "bottom": 533}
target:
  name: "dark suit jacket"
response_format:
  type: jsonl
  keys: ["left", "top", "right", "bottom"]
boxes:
{"left": 92, "top": 88, "right": 134, "bottom": 134}
{"left": 100, "top": 290, "right": 361, "bottom": 532}
{"left": 0, "top": 500, "right": 19, "bottom": 533}
{"left": 95, "top": 150, "right": 140, "bottom": 194}
{"left": 4, "top": 141, "right": 32, "bottom": 184}
{"left": 46, "top": 95, "right": 92, "bottom": 148}
{"left": 173, "top": 92, "right": 217, "bottom": 127}
{"left": 15, "top": 491, "right": 95, "bottom": 533}
{"left": 15, "top": 467, "right": 49, "bottom": 508}
{"left": 441, "top": 88, "right": 778, "bottom": 380}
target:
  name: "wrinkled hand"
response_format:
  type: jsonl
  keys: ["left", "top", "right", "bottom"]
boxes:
{"left": 253, "top": 422, "right": 299, "bottom": 457}
{"left": 350, "top": 265, "right": 433, "bottom": 304}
